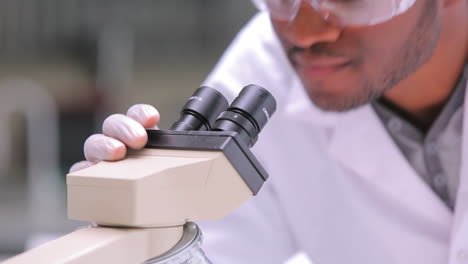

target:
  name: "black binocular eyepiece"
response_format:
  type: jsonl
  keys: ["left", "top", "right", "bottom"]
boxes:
{"left": 170, "top": 86, "right": 228, "bottom": 131}
{"left": 213, "top": 85, "right": 276, "bottom": 148}
{"left": 170, "top": 84, "right": 276, "bottom": 148}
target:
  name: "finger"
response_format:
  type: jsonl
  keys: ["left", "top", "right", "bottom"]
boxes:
{"left": 102, "top": 114, "right": 148, "bottom": 149}
{"left": 84, "top": 134, "right": 127, "bottom": 162}
{"left": 69, "top": 160, "right": 97, "bottom": 173}
{"left": 126, "top": 104, "right": 160, "bottom": 128}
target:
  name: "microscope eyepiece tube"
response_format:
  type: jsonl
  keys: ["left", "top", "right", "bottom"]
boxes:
{"left": 170, "top": 86, "right": 228, "bottom": 131}
{"left": 214, "top": 84, "right": 277, "bottom": 148}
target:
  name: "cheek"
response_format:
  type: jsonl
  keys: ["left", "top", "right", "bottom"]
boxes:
{"left": 349, "top": 0, "right": 429, "bottom": 66}
{"left": 345, "top": 21, "right": 419, "bottom": 79}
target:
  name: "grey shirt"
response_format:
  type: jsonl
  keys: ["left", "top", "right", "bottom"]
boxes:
{"left": 373, "top": 64, "right": 467, "bottom": 210}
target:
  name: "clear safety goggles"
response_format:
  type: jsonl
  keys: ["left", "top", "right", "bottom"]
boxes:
{"left": 252, "top": 0, "right": 417, "bottom": 26}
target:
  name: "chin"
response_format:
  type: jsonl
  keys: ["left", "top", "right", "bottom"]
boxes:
{"left": 307, "top": 89, "right": 375, "bottom": 112}
{"left": 311, "top": 99, "right": 363, "bottom": 112}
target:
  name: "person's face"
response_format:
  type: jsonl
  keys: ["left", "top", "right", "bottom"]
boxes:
{"left": 271, "top": 0, "right": 443, "bottom": 111}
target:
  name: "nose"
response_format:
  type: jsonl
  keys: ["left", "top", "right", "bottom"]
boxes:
{"left": 280, "top": 1, "right": 342, "bottom": 48}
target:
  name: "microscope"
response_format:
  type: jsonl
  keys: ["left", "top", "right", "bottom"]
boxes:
{"left": 3, "top": 84, "right": 276, "bottom": 264}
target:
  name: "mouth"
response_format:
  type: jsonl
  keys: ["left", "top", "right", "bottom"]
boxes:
{"left": 293, "top": 55, "right": 352, "bottom": 79}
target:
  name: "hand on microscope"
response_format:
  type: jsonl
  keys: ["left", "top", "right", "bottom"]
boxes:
{"left": 69, "top": 104, "right": 160, "bottom": 173}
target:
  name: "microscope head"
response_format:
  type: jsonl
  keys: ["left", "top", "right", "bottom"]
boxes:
{"left": 67, "top": 85, "right": 276, "bottom": 228}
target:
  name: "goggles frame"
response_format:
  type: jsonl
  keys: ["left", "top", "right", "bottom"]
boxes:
{"left": 252, "top": 0, "right": 417, "bottom": 26}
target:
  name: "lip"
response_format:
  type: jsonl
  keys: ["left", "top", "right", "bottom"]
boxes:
{"left": 293, "top": 55, "right": 352, "bottom": 79}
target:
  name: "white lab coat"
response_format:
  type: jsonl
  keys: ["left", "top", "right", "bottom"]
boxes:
{"left": 201, "top": 12, "right": 468, "bottom": 264}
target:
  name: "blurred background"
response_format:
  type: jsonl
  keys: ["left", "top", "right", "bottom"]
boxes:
{"left": 0, "top": 0, "right": 258, "bottom": 260}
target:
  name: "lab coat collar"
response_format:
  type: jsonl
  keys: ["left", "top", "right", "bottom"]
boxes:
{"left": 450, "top": 76, "right": 468, "bottom": 246}
{"left": 283, "top": 77, "right": 453, "bottom": 229}
{"left": 285, "top": 73, "right": 452, "bottom": 209}
{"left": 326, "top": 101, "right": 453, "bottom": 228}
{"left": 284, "top": 70, "right": 460, "bottom": 226}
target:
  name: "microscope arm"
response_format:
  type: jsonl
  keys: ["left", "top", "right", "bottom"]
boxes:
{"left": 2, "top": 225, "right": 183, "bottom": 264}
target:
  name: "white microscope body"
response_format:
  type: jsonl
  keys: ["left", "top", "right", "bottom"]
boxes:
{"left": 2, "top": 85, "right": 276, "bottom": 264}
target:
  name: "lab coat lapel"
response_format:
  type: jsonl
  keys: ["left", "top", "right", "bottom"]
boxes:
{"left": 283, "top": 77, "right": 451, "bottom": 223}
{"left": 326, "top": 104, "right": 452, "bottom": 224}
{"left": 450, "top": 79, "right": 468, "bottom": 257}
